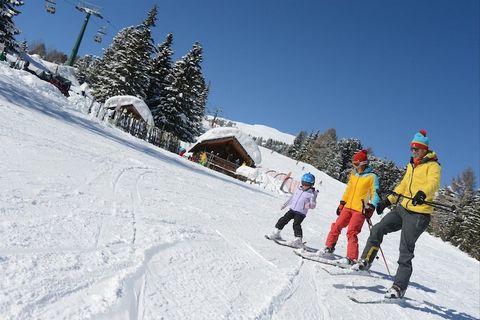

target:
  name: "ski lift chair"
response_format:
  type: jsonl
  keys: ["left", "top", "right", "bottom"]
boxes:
{"left": 94, "top": 26, "right": 107, "bottom": 43}
{"left": 45, "top": 0, "right": 56, "bottom": 14}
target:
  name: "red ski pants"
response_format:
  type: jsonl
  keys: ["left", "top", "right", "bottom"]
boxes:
{"left": 325, "top": 207, "right": 366, "bottom": 260}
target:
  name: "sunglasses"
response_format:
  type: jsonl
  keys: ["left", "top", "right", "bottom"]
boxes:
{"left": 411, "top": 147, "right": 421, "bottom": 152}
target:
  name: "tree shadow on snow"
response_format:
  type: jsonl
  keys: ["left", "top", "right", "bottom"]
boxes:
{"left": 333, "top": 283, "right": 478, "bottom": 320}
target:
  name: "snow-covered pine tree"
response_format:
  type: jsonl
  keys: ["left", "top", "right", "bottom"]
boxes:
{"left": 296, "top": 131, "right": 316, "bottom": 163}
{"left": 448, "top": 168, "right": 476, "bottom": 247}
{"left": 369, "top": 157, "right": 404, "bottom": 195}
{"left": 303, "top": 131, "right": 320, "bottom": 164}
{"left": 91, "top": 8, "right": 156, "bottom": 103}
{"left": 144, "top": 4, "right": 157, "bottom": 28}
{"left": 459, "top": 190, "right": 480, "bottom": 260}
{"left": 428, "top": 186, "right": 450, "bottom": 237}
{"left": 74, "top": 54, "right": 96, "bottom": 84}
{"left": 0, "top": 0, "right": 23, "bottom": 53}
{"left": 18, "top": 39, "right": 27, "bottom": 53}
{"left": 428, "top": 168, "right": 479, "bottom": 260}
{"left": 309, "top": 128, "right": 337, "bottom": 173}
{"left": 430, "top": 169, "right": 473, "bottom": 242}
{"left": 147, "top": 33, "right": 174, "bottom": 119}
{"left": 336, "top": 138, "right": 362, "bottom": 183}
{"left": 160, "top": 42, "right": 208, "bottom": 142}
{"left": 288, "top": 131, "right": 307, "bottom": 160}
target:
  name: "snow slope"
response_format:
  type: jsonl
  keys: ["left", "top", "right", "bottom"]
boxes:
{"left": 0, "top": 63, "right": 479, "bottom": 320}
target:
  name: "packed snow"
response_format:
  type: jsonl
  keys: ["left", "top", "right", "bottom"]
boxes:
{"left": 0, "top": 62, "right": 479, "bottom": 320}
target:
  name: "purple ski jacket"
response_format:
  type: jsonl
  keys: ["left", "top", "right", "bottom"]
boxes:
{"left": 281, "top": 186, "right": 318, "bottom": 215}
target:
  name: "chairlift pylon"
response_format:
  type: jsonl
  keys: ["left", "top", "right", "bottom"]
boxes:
{"left": 45, "top": 0, "right": 56, "bottom": 14}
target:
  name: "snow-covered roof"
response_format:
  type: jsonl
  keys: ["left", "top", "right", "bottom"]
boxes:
{"left": 195, "top": 127, "right": 262, "bottom": 164}
{"left": 104, "top": 95, "right": 154, "bottom": 126}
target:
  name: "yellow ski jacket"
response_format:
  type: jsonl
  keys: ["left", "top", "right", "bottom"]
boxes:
{"left": 341, "top": 167, "right": 379, "bottom": 213}
{"left": 387, "top": 151, "right": 441, "bottom": 214}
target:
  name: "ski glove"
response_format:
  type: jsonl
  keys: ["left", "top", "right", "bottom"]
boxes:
{"left": 336, "top": 201, "right": 346, "bottom": 216}
{"left": 412, "top": 190, "right": 426, "bottom": 206}
{"left": 376, "top": 198, "right": 391, "bottom": 215}
{"left": 364, "top": 204, "right": 375, "bottom": 219}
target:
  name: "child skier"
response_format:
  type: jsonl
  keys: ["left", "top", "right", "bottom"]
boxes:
{"left": 267, "top": 173, "right": 319, "bottom": 248}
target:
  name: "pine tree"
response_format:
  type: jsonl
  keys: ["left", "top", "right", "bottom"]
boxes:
{"left": 147, "top": 33, "right": 174, "bottom": 120}
{"left": 91, "top": 9, "right": 155, "bottom": 103}
{"left": 18, "top": 39, "right": 27, "bottom": 52}
{"left": 160, "top": 42, "right": 208, "bottom": 142}
{"left": 309, "top": 128, "right": 337, "bottom": 173}
{"left": 74, "top": 54, "right": 96, "bottom": 84}
{"left": 429, "top": 168, "right": 477, "bottom": 258}
{"left": 336, "top": 138, "right": 362, "bottom": 182}
{"left": 369, "top": 157, "right": 404, "bottom": 195}
{"left": 144, "top": 5, "right": 157, "bottom": 27}
{"left": 459, "top": 190, "right": 480, "bottom": 259}
{"left": 0, "top": 0, "right": 23, "bottom": 53}
{"left": 448, "top": 169, "right": 476, "bottom": 247}
{"left": 302, "top": 131, "right": 319, "bottom": 164}
{"left": 427, "top": 186, "right": 451, "bottom": 237}
{"left": 288, "top": 131, "right": 307, "bottom": 159}
{"left": 297, "top": 131, "right": 316, "bottom": 163}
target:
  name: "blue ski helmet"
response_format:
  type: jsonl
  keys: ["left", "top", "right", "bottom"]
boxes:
{"left": 301, "top": 173, "right": 315, "bottom": 185}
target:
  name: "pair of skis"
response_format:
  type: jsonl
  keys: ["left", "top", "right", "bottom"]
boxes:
{"left": 266, "top": 235, "right": 406, "bottom": 304}
{"left": 264, "top": 234, "right": 318, "bottom": 253}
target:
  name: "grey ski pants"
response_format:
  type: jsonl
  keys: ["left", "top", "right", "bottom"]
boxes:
{"left": 361, "top": 205, "right": 431, "bottom": 291}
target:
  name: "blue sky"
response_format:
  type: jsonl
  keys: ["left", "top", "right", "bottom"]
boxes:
{"left": 15, "top": 0, "right": 479, "bottom": 186}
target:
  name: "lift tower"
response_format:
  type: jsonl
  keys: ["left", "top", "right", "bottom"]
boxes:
{"left": 67, "top": 2, "right": 103, "bottom": 66}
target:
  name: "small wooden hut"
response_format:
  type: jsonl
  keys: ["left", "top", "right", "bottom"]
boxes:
{"left": 188, "top": 128, "right": 261, "bottom": 178}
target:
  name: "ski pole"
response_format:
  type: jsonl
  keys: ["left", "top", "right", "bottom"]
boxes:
{"left": 386, "top": 191, "right": 456, "bottom": 212}
{"left": 362, "top": 200, "right": 392, "bottom": 277}
{"left": 365, "top": 217, "right": 391, "bottom": 277}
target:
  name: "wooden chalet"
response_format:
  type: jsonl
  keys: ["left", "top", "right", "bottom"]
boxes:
{"left": 188, "top": 136, "right": 256, "bottom": 178}
{"left": 106, "top": 104, "right": 144, "bottom": 122}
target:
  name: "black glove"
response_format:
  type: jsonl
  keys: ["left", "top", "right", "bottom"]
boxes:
{"left": 336, "top": 201, "right": 346, "bottom": 216}
{"left": 412, "top": 190, "right": 426, "bottom": 206}
{"left": 364, "top": 204, "right": 375, "bottom": 219}
{"left": 376, "top": 198, "right": 391, "bottom": 215}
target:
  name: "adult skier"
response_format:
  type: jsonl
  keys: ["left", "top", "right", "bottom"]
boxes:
{"left": 352, "top": 130, "right": 441, "bottom": 299}
{"left": 320, "top": 149, "right": 380, "bottom": 265}
{"left": 267, "top": 173, "right": 318, "bottom": 248}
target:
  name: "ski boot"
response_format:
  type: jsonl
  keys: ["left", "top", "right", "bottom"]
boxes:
{"left": 384, "top": 284, "right": 405, "bottom": 299}
{"left": 287, "top": 237, "right": 304, "bottom": 248}
{"left": 318, "top": 246, "right": 335, "bottom": 256}
{"left": 267, "top": 228, "right": 282, "bottom": 240}
{"left": 351, "top": 258, "right": 370, "bottom": 271}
